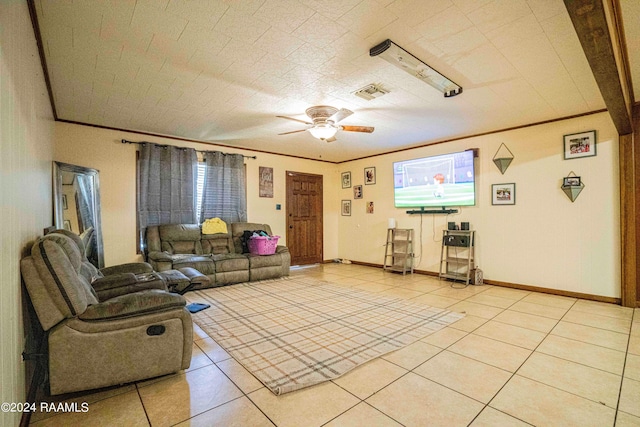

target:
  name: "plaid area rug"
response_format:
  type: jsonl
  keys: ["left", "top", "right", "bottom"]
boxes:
{"left": 189, "top": 277, "right": 464, "bottom": 395}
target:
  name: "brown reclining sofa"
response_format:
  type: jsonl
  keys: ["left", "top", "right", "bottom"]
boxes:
{"left": 145, "top": 222, "right": 290, "bottom": 290}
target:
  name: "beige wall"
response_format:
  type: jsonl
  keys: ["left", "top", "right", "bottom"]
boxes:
{"left": 54, "top": 122, "right": 341, "bottom": 265}
{"left": 338, "top": 112, "right": 621, "bottom": 298}
{"left": 56, "top": 111, "right": 621, "bottom": 298}
{"left": 0, "top": 2, "right": 55, "bottom": 425}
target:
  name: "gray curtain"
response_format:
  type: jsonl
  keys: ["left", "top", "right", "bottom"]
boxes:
{"left": 199, "top": 151, "right": 246, "bottom": 223}
{"left": 138, "top": 143, "right": 198, "bottom": 245}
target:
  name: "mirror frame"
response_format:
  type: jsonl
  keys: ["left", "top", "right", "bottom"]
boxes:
{"left": 53, "top": 161, "right": 105, "bottom": 268}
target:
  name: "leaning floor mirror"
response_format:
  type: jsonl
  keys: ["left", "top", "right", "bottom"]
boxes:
{"left": 53, "top": 161, "right": 105, "bottom": 268}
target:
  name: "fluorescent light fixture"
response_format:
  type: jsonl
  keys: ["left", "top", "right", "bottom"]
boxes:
{"left": 308, "top": 124, "right": 338, "bottom": 140}
{"left": 370, "top": 39, "right": 462, "bottom": 98}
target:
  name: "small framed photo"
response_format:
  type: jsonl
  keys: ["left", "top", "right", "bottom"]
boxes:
{"left": 563, "top": 176, "right": 581, "bottom": 187}
{"left": 341, "top": 200, "right": 351, "bottom": 216}
{"left": 341, "top": 171, "right": 351, "bottom": 188}
{"left": 366, "top": 201, "right": 374, "bottom": 214}
{"left": 353, "top": 185, "right": 363, "bottom": 199}
{"left": 364, "top": 167, "right": 376, "bottom": 185}
{"left": 492, "top": 183, "right": 516, "bottom": 205}
{"left": 62, "top": 194, "right": 68, "bottom": 210}
{"left": 564, "top": 130, "right": 596, "bottom": 159}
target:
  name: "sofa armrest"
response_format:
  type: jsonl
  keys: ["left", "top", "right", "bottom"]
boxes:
{"left": 92, "top": 273, "right": 137, "bottom": 292}
{"left": 100, "top": 262, "right": 153, "bottom": 276}
{"left": 147, "top": 251, "right": 174, "bottom": 262}
{"left": 79, "top": 290, "right": 186, "bottom": 321}
{"left": 276, "top": 245, "right": 289, "bottom": 254}
{"left": 92, "top": 272, "right": 167, "bottom": 301}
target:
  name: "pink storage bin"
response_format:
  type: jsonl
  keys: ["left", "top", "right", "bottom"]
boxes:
{"left": 248, "top": 235, "right": 280, "bottom": 255}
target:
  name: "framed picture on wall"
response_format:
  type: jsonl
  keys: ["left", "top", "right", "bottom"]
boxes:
{"left": 341, "top": 200, "right": 351, "bottom": 216}
{"left": 563, "top": 130, "right": 596, "bottom": 159}
{"left": 364, "top": 167, "right": 376, "bottom": 185}
{"left": 492, "top": 183, "right": 516, "bottom": 205}
{"left": 341, "top": 171, "right": 351, "bottom": 188}
{"left": 259, "top": 166, "right": 274, "bottom": 198}
{"left": 353, "top": 185, "right": 363, "bottom": 199}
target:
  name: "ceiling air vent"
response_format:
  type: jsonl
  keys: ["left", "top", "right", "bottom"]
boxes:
{"left": 352, "top": 84, "right": 388, "bottom": 101}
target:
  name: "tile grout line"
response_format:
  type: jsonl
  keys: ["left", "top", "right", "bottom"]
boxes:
{"left": 484, "top": 296, "right": 631, "bottom": 426}
{"left": 468, "top": 297, "right": 572, "bottom": 425}
{"left": 135, "top": 382, "right": 153, "bottom": 427}
{"left": 188, "top": 344, "right": 280, "bottom": 427}
{"left": 612, "top": 308, "right": 637, "bottom": 425}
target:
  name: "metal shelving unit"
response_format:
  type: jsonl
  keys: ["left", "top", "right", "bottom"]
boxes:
{"left": 383, "top": 228, "right": 414, "bottom": 275}
{"left": 439, "top": 230, "right": 475, "bottom": 285}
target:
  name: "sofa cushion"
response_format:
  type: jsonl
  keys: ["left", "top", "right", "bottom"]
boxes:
{"left": 201, "top": 233, "right": 233, "bottom": 255}
{"left": 172, "top": 255, "right": 216, "bottom": 275}
{"left": 212, "top": 253, "right": 249, "bottom": 272}
{"left": 159, "top": 224, "right": 203, "bottom": 254}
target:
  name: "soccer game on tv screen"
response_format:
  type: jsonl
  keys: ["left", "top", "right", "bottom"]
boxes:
{"left": 393, "top": 150, "right": 476, "bottom": 208}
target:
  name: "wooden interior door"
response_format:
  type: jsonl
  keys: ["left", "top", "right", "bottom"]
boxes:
{"left": 286, "top": 171, "right": 323, "bottom": 265}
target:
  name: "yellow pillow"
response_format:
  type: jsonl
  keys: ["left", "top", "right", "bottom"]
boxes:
{"left": 202, "top": 218, "right": 228, "bottom": 234}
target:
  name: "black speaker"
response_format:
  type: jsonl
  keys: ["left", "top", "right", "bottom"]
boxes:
{"left": 448, "top": 222, "right": 456, "bottom": 230}
{"left": 444, "top": 235, "right": 469, "bottom": 247}
{"left": 461, "top": 222, "right": 469, "bottom": 230}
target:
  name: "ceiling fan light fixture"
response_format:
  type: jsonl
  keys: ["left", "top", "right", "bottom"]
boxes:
{"left": 370, "top": 39, "right": 462, "bottom": 98}
{"left": 308, "top": 124, "right": 338, "bottom": 140}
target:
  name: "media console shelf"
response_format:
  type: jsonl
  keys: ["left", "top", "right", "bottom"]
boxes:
{"left": 439, "top": 229, "right": 475, "bottom": 285}
{"left": 383, "top": 228, "right": 414, "bottom": 275}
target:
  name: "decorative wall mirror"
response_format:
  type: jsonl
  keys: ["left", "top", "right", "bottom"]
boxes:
{"left": 53, "top": 161, "right": 104, "bottom": 268}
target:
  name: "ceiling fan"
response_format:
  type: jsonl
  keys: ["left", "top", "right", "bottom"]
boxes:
{"left": 277, "top": 106, "right": 374, "bottom": 142}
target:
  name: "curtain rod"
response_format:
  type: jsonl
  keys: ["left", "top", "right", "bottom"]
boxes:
{"left": 121, "top": 139, "right": 257, "bottom": 159}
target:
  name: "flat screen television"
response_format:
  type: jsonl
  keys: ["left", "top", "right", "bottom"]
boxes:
{"left": 393, "top": 150, "right": 476, "bottom": 208}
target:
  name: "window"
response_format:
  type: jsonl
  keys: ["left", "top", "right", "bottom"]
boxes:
{"left": 137, "top": 148, "right": 247, "bottom": 253}
{"left": 195, "top": 161, "right": 206, "bottom": 223}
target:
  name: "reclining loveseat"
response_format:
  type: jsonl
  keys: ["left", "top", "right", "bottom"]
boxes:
{"left": 145, "top": 222, "right": 290, "bottom": 289}
{"left": 21, "top": 231, "right": 193, "bottom": 395}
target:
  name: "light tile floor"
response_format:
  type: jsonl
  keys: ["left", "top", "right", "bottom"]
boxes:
{"left": 30, "top": 264, "right": 640, "bottom": 426}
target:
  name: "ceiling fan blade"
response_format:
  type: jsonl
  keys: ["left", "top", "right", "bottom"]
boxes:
{"left": 325, "top": 136, "right": 337, "bottom": 143}
{"left": 276, "top": 115, "right": 313, "bottom": 125}
{"left": 328, "top": 108, "right": 353, "bottom": 123}
{"left": 341, "top": 125, "right": 375, "bottom": 133}
{"left": 278, "top": 129, "right": 307, "bottom": 135}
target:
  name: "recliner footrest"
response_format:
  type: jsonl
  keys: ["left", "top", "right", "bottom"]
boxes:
{"left": 157, "top": 269, "right": 191, "bottom": 294}
{"left": 178, "top": 267, "right": 211, "bottom": 294}
{"left": 158, "top": 268, "right": 212, "bottom": 294}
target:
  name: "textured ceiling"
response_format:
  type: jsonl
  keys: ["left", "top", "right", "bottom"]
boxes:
{"left": 34, "top": 0, "right": 635, "bottom": 162}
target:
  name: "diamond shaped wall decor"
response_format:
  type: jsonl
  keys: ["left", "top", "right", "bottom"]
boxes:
{"left": 493, "top": 143, "right": 514, "bottom": 175}
{"left": 561, "top": 171, "right": 584, "bottom": 202}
